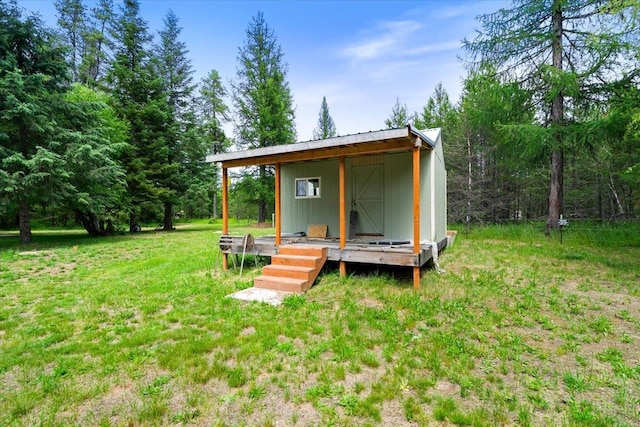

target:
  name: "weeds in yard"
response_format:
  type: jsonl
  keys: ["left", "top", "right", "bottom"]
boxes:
{"left": 0, "top": 222, "right": 639, "bottom": 425}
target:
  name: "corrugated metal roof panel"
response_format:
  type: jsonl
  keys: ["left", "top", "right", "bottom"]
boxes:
{"left": 206, "top": 125, "right": 441, "bottom": 165}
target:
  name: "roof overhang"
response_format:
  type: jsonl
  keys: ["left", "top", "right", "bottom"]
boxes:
{"left": 207, "top": 125, "right": 441, "bottom": 168}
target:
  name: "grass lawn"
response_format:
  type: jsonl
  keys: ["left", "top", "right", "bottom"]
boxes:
{"left": 0, "top": 222, "right": 639, "bottom": 426}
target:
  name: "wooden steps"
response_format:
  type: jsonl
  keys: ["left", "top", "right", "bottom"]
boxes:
{"left": 254, "top": 245, "right": 327, "bottom": 293}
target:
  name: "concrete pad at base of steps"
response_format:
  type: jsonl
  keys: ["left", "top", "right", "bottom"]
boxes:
{"left": 227, "top": 287, "right": 295, "bottom": 306}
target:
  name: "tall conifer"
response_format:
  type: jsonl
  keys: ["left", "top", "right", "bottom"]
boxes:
{"left": 312, "top": 96, "right": 337, "bottom": 140}
{"left": 232, "top": 12, "right": 295, "bottom": 223}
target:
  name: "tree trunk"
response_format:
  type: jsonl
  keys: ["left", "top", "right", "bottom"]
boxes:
{"left": 546, "top": 148, "right": 564, "bottom": 231}
{"left": 129, "top": 212, "right": 139, "bottom": 233}
{"left": 466, "top": 134, "right": 472, "bottom": 234}
{"left": 163, "top": 201, "right": 173, "bottom": 231}
{"left": 18, "top": 199, "right": 32, "bottom": 244}
{"left": 75, "top": 211, "right": 103, "bottom": 237}
{"left": 213, "top": 191, "right": 217, "bottom": 219}
{"left": 608, "top": 174, "right": 625, "bottom": 219}
{"left": 597, "top": 171, "right": 604, "bottom": 222}
{"left": 258, "top": 165, "right": 267, "bottom": 223}
{"left": 546, "top": 0, "right": 564, "bottom": 233}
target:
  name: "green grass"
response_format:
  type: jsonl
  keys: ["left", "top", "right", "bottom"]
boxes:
{"left": 1, "top": 222, "right": 639, "bottom": 425}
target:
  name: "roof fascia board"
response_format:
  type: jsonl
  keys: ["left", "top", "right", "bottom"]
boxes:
{"left": 207, "top": 126, "right": 442, "bottom": 167}
{"left": 207, "top": 128, "right": 411, "bottom": 164}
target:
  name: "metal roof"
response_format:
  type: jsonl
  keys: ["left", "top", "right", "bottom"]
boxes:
{"left": 206, "top": 125, "right": 441, "bottom": 168}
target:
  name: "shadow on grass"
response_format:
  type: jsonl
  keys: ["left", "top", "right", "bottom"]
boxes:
{"left": 0, "top": 222, "right": 225, "bottom": 252}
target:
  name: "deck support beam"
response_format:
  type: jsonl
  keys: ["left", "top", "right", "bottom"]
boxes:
{"left": 339, "top": 157, "right": 346, "bottom": 277}
{"left": 222, "top": 166, "right": 229, "bottom": 270}
{"left": 412, "top": 145, "right": 421, "bottom": 289}
{"left": 275, "top": 163, "right": 281, "bottom": 246}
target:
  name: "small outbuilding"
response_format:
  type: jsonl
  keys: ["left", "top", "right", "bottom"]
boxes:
{"left": 207, "top": 125, "right": 448, "bottom": 289}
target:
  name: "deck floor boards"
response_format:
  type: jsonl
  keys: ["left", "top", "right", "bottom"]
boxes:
{"left": 220, "top": 235, "right": 448, "bottom": 268}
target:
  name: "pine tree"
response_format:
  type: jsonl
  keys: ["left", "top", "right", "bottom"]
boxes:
{"left": 58, "top": 84, "right": 129, "bottom": 236}
{"left": 154, "top": 9, "right": 196, "bottom": 230}
{"left": 80, "top": 0, "right": 115, "bottom": 86}
{"left": 54, "top": 0, "right": 85, "bottom": 82}
{"left": 415, "top": 83, "right": 453, "bottom": 130}
{"left": 199, "top": 69, "right": 229, "bottom": 155}
{"left": 54, "top": 0, "right": 115, "bottom": 86}
{"left": 464, "top": 0, "right": 640, "bottom": 231}
{"left": 106, "top": 0, "right": 170, "bottom": 231}
{"left": 197, "top": 69, "right": 230, "bottom": 219}
{"left": 312, "top": 96, "right": 337, "bottom": 140}
{"left": 232, "top": 11, "right": 295, "bottom": 223}
{"left": 384, "top": 97, "right": 411, "bottom": 129}
{"left": 0, "top": 1, "right": 71, "bottom": 243}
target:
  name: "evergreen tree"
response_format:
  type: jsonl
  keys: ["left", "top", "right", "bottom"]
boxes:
{"left": 455, "top": 67, "right": 536, "bottom": 227}
{"left": 196, "top": 69, "right": 230, "bottom": 219}
{"left": 106, "top": 0, "right": 170, "bottom": 231}
{"left": 415, "top": 83, "right": 453, "bottom": 130}
{"left": 154, "top": 9, "right": 196, "bottom": 230}
{"left": 199, "top": 69, "right": 229, "bottom": 155}
{"left": 464, "top": 0, "right": 640, "bottom": 231}
{"left": 0, "top": 1, "right": 71, "bottom": 243}
{"left": 58, "top": 84, "right": 129, "bottom": 235}
{"left": 54, "top": 0, "right": 85, "bottom": 82}
{"left": 54, "top": 0, "right": 115, "bottom": 86}
{"left": 232, "top": 11, "right": 295, "bottom": 223}
{"left": 312, "top": 96, "right": 337, "bottom": 140}
{"left": 384, "top": 97, "right": 411, "bottom": 129}
{"left": 80, "top": 0, "right": 115, "bottom": 86}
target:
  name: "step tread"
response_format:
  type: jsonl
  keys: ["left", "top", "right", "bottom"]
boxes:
{"left": 254, "top": 275, "right": 309, "bottom": 293}
{"left": 255, "top": 275, "right": 307, "bottom": 285}
{"left": 272, "top": 254, "right": 319, "bottom": 260}
{"left": 279, "top": 249, "right": 327, "bottom": 257}
{"left": 263, "top": 264, "right": 314, "bottom": 272}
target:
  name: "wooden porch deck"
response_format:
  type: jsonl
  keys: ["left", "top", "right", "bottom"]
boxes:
{"left": 220, "top": 234, "right": 448, "bottom": 268}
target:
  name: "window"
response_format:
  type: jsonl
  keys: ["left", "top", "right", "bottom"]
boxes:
{"left": 295, "top": 177, "right": 321, "bottom": 199}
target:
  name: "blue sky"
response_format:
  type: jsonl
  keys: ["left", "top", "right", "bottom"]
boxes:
{"left": 18, "top": 0, "right": 508, "bottom": 141}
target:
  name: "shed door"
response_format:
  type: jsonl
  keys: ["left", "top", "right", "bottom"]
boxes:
{"left": 352, "top": 164, "right": 383, "bottom": 236}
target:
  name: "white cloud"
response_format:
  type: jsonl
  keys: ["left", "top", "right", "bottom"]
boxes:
{"left": 405, "top": 41, "right": 461, "bottom": 56}
{"left": 340, "top": 20, "right": 424, "bottom": 61}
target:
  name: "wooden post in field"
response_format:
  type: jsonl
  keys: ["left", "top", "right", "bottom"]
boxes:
{"left": 222, "top": 166, "right": 229, "bottom": 270}
{"left": 412, "top": 144, "right": 421, "bottom": 289}
{"left": 275, "top": 163, "right": 281, "bottom": 246}
{"left": 339, "top": 157, "right": 346, "bottom": 277}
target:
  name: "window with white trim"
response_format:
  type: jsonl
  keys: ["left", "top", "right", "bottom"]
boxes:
{"left": 295, "top": 177, "right": 321, "bottom": 199}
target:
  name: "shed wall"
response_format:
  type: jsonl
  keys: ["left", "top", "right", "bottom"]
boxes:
{"left": 281, "top": 160, "right": 340, "bottom": 236}
{"left": 281, "top": 145, "right": 446, "bottom": 242}
{"left": 420, "top": 149, "right": 433, "bottom": 241}
{"left": 381, "top": 152, "right": 413, "bottom": 239}
{"left": 433, "top": 138, "right": 447, "bottom": 242}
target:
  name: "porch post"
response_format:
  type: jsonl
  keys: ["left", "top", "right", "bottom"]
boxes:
{"left": 412, "top": 145, "right": 421, "bottom": 289}
{"left": 275, "top": 163, "right": 281, "bottom": 246}
{"left": 339, "top": 157, "right": 346, "bottom": 277}
{"left": 222, "top": 166, "right": 229, "bottom": 270}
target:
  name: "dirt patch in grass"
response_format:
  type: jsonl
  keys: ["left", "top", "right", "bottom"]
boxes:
{"left": 358, "top": 296, "right": 384, "bottom": 308}
{"left": 240, "top": 326, "right": 256, "bottom": 336}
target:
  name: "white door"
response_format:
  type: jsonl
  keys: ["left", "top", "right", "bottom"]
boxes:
{"left": 352, "top": 164, "right": 383, "bottom": 236}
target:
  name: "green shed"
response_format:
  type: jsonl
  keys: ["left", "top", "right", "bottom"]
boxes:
{"left": 207, "top": 125, "right": 448, "bottom": 289}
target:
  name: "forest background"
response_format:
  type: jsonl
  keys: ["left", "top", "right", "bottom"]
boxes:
{"left": 1, "top": 0, "right": 639, "bottom": 244}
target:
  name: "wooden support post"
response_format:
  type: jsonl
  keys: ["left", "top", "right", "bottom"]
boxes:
{"left": 275, "top": 163, "right": 281, "bottom": 246}
{"left": 339, "top": 157, "right": 346, "bottom": 277}
{"left": 413, "top": 146, "right": 421, "bottom": 289}
{"left": 222, "top": 166, "right": 229, "bottom": 270}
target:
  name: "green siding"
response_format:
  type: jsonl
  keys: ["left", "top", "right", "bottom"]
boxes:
{"left": 281, "top": 160, "right": 340, "bottom": 236}
{"left": 383, "top": 152, "right": 413, "bottom": 239}
{"left": 420, "top": 149, "right": 433, "bottom": 241}
{"left": 434, "top": 141, "right": 447, "bottom": 242}
{"left": 280, "top": 133, "right": 447, "bottom": 243}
